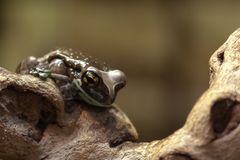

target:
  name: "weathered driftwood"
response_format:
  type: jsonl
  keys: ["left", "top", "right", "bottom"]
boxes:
{"left": 1, "top": 28, "right": 240, "bottom": 160}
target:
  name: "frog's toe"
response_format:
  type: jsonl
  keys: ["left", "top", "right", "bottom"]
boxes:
{"left": 38, "top": 72, "right": 51, "bottom": 80}
{"left": 29, "top": 68, "right": 51, "bottom": 80}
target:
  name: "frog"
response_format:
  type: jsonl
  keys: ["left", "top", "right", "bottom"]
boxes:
{"left": 16, "top": 49, "right": 126, "bottom": 110}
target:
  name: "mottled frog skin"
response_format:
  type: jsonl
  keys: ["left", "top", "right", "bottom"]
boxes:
{"left": 16, "top": 49, "right": 126, "bottom": 109}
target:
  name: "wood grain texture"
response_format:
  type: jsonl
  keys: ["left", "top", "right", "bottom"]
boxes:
{"left": 1, "top": 29, "right": 240, "bottom": 160}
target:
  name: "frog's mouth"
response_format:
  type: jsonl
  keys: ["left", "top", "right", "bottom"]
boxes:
{"left": 72, "top": 79, "right": 112, "bottom": 107}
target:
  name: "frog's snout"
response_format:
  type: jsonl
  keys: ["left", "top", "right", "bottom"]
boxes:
{"left": 109, "top": 69, "right": 126, "bottom": 92}
{"left": 102, "top": 69, "right": 126, "bottom": 104}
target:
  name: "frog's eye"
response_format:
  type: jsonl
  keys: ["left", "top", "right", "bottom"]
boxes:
{"left": 82, "top": 71, "right": 100, "bottom": 87}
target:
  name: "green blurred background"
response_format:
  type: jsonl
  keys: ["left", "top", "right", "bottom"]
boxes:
{"left": 0, "top": 0, "right": 239, "bottom": 141}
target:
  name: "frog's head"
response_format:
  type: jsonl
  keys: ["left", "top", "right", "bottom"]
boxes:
{"left": 73, "top": 66, "right": 126, "bottom": 107}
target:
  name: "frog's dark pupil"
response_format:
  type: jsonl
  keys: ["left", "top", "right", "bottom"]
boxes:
{"left": 86, "top": 76, "right": 94, "bottom": 84}
{"left": 83, "top": 71, "right": 99, "bottom": 86}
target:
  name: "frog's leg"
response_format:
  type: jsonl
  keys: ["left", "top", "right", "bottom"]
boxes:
{"left": 16, "top": 56, "right": 39, "bottom": 74}
{"left": 59, "top": 82, "right": 78, "bottom": 113}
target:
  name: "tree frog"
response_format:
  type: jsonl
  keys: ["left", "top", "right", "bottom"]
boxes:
{"left": 16, "top": 49, "right": 126, "bottom": 109}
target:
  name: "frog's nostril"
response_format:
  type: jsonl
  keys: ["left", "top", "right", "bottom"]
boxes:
{"left": 114, "top": 82, "right": 125, "bottom": 93}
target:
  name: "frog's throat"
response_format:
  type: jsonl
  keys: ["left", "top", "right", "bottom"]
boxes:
{"left": 72, "top": 79, "right": 111, "bottom": 107}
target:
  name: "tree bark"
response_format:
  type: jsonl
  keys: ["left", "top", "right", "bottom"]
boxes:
{"left": 1, "top": 29, "right": 240, "bottom": 160}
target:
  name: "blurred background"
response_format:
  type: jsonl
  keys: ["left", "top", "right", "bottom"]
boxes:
{"left": 0, "top": 0, "right": 239, "bottom": 141}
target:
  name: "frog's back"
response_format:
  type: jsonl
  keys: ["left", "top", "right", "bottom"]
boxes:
{"left": 42, "top": 49, "right": 110, "bottom": 71}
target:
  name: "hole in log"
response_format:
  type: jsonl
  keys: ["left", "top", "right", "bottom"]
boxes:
{"left": 210, "top": 99, "right": 238, "bottom": 135}
{"left": 217, "top": 52, "right": 224, "bottom": 64}
{"left": 34, "top": 111, "right": 56, "bottom": 142}
{"left": 160, "top": 153, "right": 194, "bottom": 160}
{"left": 36, "top": 111, "right": 56, "bottom": 132}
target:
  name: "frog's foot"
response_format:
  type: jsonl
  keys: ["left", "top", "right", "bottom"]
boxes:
{"left": 59, "top": 83, "right": 79, "bottom": 113}
{"left": 64, "top": 100, "right": 78, "bottom": 113}
{"left": 29, "top": 67, "right": 51, "bottom": 80}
